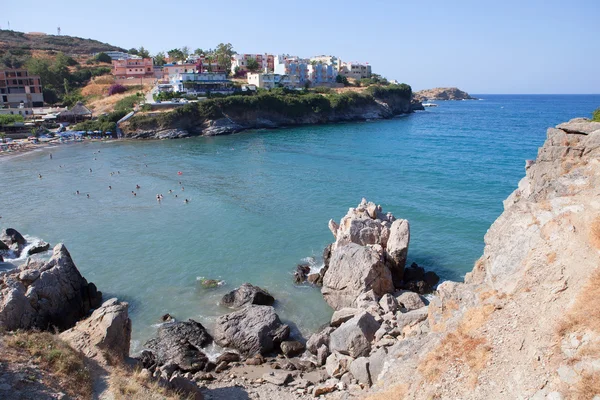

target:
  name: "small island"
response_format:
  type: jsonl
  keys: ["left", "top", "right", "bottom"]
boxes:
{"left": 414, "top": 87, "right": 477, "bottom": 101}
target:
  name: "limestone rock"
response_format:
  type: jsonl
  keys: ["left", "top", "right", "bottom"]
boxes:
{"left": 0, "top": 243, "right": 102, "bottom": 331}
{"left": 280, "top": 340, "right": 305, "bottom": 357}
{"left": 215, "top": 352, "right": 240, "bottom": 364}
{"left": 322, "top": 243, "right": 394, "bottom": 310}
{"left": 330, "top": 308, "right": 360, "bottom": 327}
{"left": 396, "top": 291, "right": 427, "bottom": 311}
{"left": 556, "top": 118, "right": 600, "bottom": 135}
{"left": 220, "top": 283, "right": 275, "bottom": 308}
{"left": 379, "top": 293, "right": 399, "bottom": 314}
{"left": 385, "top": 219, "right": 410, "bottom": 286}
{"left": 213, "top": 305, "right": 289, "bottom": 356}
{"left": 329, "top": 311, "right": 380, "bottom": 358}
{"left": 316, "top": 344, "right": 329, "bottom": 366}
{"left": 368, "top": 347, "right": 388, "bottom": 383}
{"left": 60, "top": 298, "right": 131, "bottom": 363}
{"left": 349, "top": 357, "right": 371, "bottom": 387}
{"left": 396, "top": 308, "right": 429, "bottom": 331}
{"left": 325, "top": 352, "right": 353, "bottom": 378}
{"left": 169, "top": 375, "right": 203, "bottom": 400}
{"left": 262, "top": 371, "right": 292, "bottom": 386}
{"left": 144, "top": 320, "right": 212, "bottom": 372}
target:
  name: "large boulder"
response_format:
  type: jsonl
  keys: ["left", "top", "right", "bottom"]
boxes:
{"left": 322, "top": 243, "right": 394, "bottom": 310}
{"left": 27, "top": 241, "right": 50, "bottom": 256}
{"left": 213, "top": 305, "right": 289, "bottom": 356}
{"left": 385, "top": 219, "right": 410, "bottom": 286}
{"left": 306, "top": 326, "right": 335, "bottom": 354}
{"left": 0, "top": 244, "right": 102, "bottom": 331}
{"left": 60, "top": 298, "right": 131, "bottom": 363}
{"left": 1, "top": 228, "right": 26, "bottom": 246}
{"left": 144, "top": 320, "right": 212, "bottom": 372}
{"left": 220, "top": 283, "right": 275, "bottom": 308}
{"left": 329, "top": 311, "right": 380, "bottom": 358}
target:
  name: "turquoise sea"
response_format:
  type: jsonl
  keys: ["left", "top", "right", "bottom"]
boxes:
{"left": 1, "top": 94, "right": 599, "bottom": 350}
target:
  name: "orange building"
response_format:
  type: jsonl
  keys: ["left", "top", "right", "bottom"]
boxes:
{"left": 112, "top": 58, "right": 154, "bottom": 79}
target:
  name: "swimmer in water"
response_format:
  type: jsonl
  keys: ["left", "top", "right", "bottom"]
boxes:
{"left": 175, "top": 194, "right": 178, "bottom": 198}
{"left": 184, "top": 199, "right": 189, "bottom": 204}
{"left": 168, "top": 189, "right": 173, "bottom": 194}
{"left": 89, "top": 168, "right": 93, "bottom": 173}
{"left": 86, "top": 194, "right": 90, "bottom": 198}
{"left": 38, "top": 174, "right": 42, "bottom": 179}
{"left": 109, "top": 186, "right": 112, "bottom": 190}
{"left": 133, "top": 192, "right": 137, "bottom": 197}
{"left": 76, "top": 190, "right": 80, "bottom": 195}
{"left": 178, "top": 181, "right": 182, "bottom": 185}
{"left": 156, "top": 194, "right": 161, "bottom": 201}
{"left": 136, "top": 185, "right": 140, "bottom": 189}
{"left": 49, "top": 153, "right": 52, "bottom": 159}
{"left": 117, "top": 171, "right": 120, "bottom": 174}
{"left": 181, "top": 187, "right": 184, "bottom": 191}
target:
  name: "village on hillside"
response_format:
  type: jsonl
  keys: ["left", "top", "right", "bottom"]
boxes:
{"left": 1, "top": 33, "right": 392, "bottom": 149}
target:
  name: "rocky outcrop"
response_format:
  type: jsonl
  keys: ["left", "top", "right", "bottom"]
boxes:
{"left": 144, "top": 320, "right": 212, "bottom": 372}
{"left": 1, "top": 228, "right": 26, "bottom": 247}
{"left": 414, "top": 87, "right": 477, "bottom": 101}
{"left": 0, "top": 243, "right": 102, "bottom": 331}
{"left": 212, "top": 305, "right": 290, "bottom": 356}
{"left": 60, "top": 298, "right": 131, "bottom": 363}
{"left": 322, "top": 243, "right": 394, "bottom": 310}
{"left": 321, "top": 199, "right": 436, "bottom": 310}
{"left": 220, "top": 283, "right": 275, "bottom": 308}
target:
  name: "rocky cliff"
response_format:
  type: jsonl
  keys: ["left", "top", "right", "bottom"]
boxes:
{"left": 362, "top": 117, "right": 600, "bottom": 399}
{"left": 121, "top": 88, "right": 421, "bottom": 139}
{"left": 414, "top": 87, "right": 477, "bottom": 101}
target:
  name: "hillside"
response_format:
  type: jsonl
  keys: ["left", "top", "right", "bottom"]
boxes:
{"left": 0, "top": 29, "right": 125, "bottom": 56}
{"left": 414, "top": 87, "right": 477, "bottom": 101}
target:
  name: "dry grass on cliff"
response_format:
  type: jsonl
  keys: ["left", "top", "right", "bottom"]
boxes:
{"left": 418, "top": 305, "right": 494, "bottom": 387}
{"left": 109, "top": 367, "right": 191, "bottom": 400}
{"left": 557, "top": 269, "right": 600, "bottom": 337}
{"left": 3, "top": 331, "right": 92, "bottom": 398}
{"left": 365, "top": 384, "right": 407, "bottom": 400}
{"left": 590, "top": 217, "right": 600, "bottom": 250}
{"left": 573, "top": 372, "right": 600, "bottom": 400}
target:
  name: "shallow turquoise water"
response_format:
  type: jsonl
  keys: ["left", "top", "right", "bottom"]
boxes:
{"left": 1, "top": 94, "right": 599, "bottom": 349}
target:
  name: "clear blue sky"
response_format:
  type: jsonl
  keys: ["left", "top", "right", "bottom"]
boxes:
{"left": 3, "top": 0, "right": 599, "bottom": 94}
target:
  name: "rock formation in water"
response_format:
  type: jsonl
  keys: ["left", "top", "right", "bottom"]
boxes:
{"left": 414, "top": 87, "right": 477, "bottom": 101}
{"left": 0, "top": 242, "right": 103, "bottom": 331}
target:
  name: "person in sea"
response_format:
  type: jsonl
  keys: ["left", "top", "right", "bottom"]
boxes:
{"left": 89, "top": 168, "right": 93, "bottom": 173}
{"left": 109, "top": 186, "right": 112, "bottom": 190}
{"left": 184, "top": 199, "right": 189, "bottom": 204}
{"left": 76, "top": 190, "right": 80, "bottom": 195}
{"left": 136, "top": 185, "right": 141, "bottom": 189}
{"left": 49, "top": 153, "right": 52, "bottom": 159}
{"left": 86, "top": 194, "right": 90, "bottom": 198}
{"left": 38, "top": 174, "right": 42, "bottom": 179}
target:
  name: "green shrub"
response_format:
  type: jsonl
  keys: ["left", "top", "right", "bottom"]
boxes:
{"left": 95, "top": 52, "right": 112, "bottom": 63}
{"left": 0, "top": 114, "right": 25, "bottom": 125}
{"left": 593, "top": 108, "right": 600, "bottom": 122}
{"left": 114, "top": 94, "right": 141, "bottom": 112}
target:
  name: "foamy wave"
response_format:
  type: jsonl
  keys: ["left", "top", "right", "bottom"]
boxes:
{"left": 1, "top": 235, "right": 51, "bottom": 264}
{"left": 301, "top": 256, "right": 324, "bottom": 274}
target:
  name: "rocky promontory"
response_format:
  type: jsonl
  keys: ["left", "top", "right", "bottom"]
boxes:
{"left": 414, "top": 87, "right": 477, "bottom": 101}
{"left": 121, "top": 85, "right": 422, "bottom": 139}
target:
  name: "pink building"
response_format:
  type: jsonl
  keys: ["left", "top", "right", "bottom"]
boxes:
{"left": 112, "top": 58, "right": 154, "bottom": 79}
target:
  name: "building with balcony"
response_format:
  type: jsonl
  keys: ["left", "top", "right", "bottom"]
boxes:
{"left": 169, "top": 72, "right": 233, "bottom": 95}
{"left": 231, "top": 54, "right": 275, "bottom": 74}
{"left": 247, "top": 73, "right": 300, "bottom": 89}
{"left": 274, "top": 55, "right": 309, "bottom": 85}
{"left": 310, "top": 55, "right": 340, "bottom": 70}
{"left": 162, "top": 63, "right": 198, "bottom": 79}
{"left": 112, "top": 58, "right": 154, "bottom": 79}
{"left": 0, "top": 69, "right": 44, "bottom": 108}
{"left": 307, "top": 63, "right": 336, "bottom": 85}
{"left": 339, "top": 61, "right": 372, "bottom": 80}
{"left": 95, "top": 51, "right": 141, "bottom": 61}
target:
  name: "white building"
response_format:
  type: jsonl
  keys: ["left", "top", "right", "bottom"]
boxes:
{"left": 339, "top": 61, "right": 372, "bottom": 80}
{"left": 95, "top": 51, "right": 141, "bottom": 61}
{"left": 247, "top": 73, "right": 300, "bottom": 89}
{"left": 169, "top": 72, "right": 233, "bottom": 94}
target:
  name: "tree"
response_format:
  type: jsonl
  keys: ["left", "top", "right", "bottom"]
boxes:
{"left": 128, "top": 48, "right": 139, "bottom": 55}
{"left": 96, "top": 52, "right": 112, "bottom": 63}
{"left": 43, "top": 88, "right": 59, "bottom": 104}
{"left": 138, "top": 46, "right": 150, "bottom": 59}
{"left": 168, "top": 49, "right": 185, "bottom": 62}
{"left": 181, "top": 46, "right": 190, "bottom": 59}
{"left": 204, "top": 54, "right": 214, "bottom": 72}
{"left": 336, "top": 74, "right": 349, "bottom": 85}
{"left": 214, "top": 43, "right": 235, "bottom": 74}
{"left": 246, "top": 58, "right": 260, "bottom": 72}
{"left": 154, "top": 52, "right": 166, "bottom": 66}
{"left": 194, "top": 48, "right": 204, "bottom": 56}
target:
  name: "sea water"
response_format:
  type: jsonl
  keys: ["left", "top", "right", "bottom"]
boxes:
{"left": 1, "top": 94, "right": 599, "bottom": 350}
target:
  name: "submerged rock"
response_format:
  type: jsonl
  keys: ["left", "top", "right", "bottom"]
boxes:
{"left": 220, "top": 283, "right": 275, "bottom": 308}
{"left": 27, "top": 241, "right": 50, "bottom": 256}
{"left": 0, "top": 243, "right": 102, "bottom": 331}
{"left": 144, "top": 320, "right": 212, "bottom": 372}
{"left": 213, "top": 305, "right": 289, "bottom": 356}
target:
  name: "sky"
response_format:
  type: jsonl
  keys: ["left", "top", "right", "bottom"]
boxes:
{"left": 2, "top": 0, "right": 599, "bottom": 94}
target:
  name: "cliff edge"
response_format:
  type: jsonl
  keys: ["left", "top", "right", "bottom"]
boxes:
{"left": 365, "top": 117, "right": 600, "bottom": 399}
